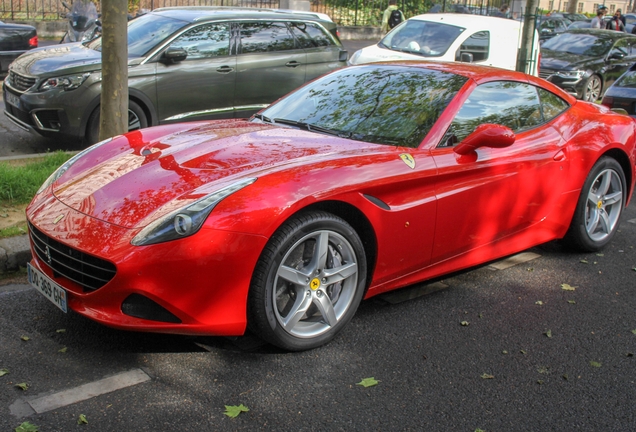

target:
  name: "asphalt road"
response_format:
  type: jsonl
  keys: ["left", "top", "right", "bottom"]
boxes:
{"left": 3, "top": 38, "right": 636, "bottom": 431}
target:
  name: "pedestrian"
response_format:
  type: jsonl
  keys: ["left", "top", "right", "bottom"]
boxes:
{"left": 381, "top": 0, "right": 405, "bottom": 34}
{"left": 493, "top": 4, "right": 510, "bottom": 18}
{"left": 590, "top": 9, "right": 605, "bottom": 28}
{"left": 606, "top": 10, "right": 625, "bottom": 31}
{"left": 616, "top": 9, "right": 626, "bottom": 25}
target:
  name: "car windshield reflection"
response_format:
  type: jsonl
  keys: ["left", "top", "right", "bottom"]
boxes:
{"left": 379, "top": 20, "right": 465, "bottom": 57}
{"left": 256, "top": 65, "right": 467, "bottom": 148}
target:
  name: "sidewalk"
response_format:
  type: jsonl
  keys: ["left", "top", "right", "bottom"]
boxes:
{"left": 0, "top": 234, "right": 30, "bottom": 273}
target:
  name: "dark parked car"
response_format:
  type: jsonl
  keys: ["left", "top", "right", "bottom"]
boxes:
{"left": 0, "top": 20, "right": 37, "bottom": 74}
{"left": 538, "top": 16, "right": 571, "bottom": 41}
{"left": 539, "top": 29, "right": 636, "bottom": 101}
{"left": 3, "top": 7, "right": 347, "bottom": 144}
{"left": 601, "top": 62, "right": 636, "bottom": 115}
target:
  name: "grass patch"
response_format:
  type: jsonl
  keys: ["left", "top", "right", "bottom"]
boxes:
{"left": 0, "top": 224, "right": 28, "bottom": 238}
{"left": 0, "top": 151, "right": 72, "bottom": 205}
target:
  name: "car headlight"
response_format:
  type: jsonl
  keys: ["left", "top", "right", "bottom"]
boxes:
{"left": 36, "top": 138, "right": 113, "bottom": 195}
{"left": 39, "top": 73, "right": 91, "bottom": 91}
{"left": 131, "top": 178, "right": 257, "bottom": 246}
{"left": 555, "top": 70, "right": 585, "bottom": 79}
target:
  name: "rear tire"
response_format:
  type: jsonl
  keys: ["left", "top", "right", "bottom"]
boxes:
{"left": 85, "top": 100, "right": 147, "bottom": 145}
{"left": 582, "top": 74, "right": 602, "bottom": 102}
{"left": 563, "top": 157, "right": 625, "bottom": 251}
{"left": 248, "top": 211, "right": 367, "bottom": 351}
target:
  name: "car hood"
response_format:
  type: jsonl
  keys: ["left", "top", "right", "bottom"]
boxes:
{"left": 540, "top": 49, "right": 601, "bottom": 70}
{"left": 47, "top": 120, "right": 382, "bottom": 229}
{"left": 9, "top": 43, "right": 103, "bottom": 76}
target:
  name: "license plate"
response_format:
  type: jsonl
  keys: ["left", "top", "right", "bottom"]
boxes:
{"left": 27, "top": 263, "right": 68, "bottom": 313}
{"left": 4, "top": 91, "right": 21, "bottom": 109}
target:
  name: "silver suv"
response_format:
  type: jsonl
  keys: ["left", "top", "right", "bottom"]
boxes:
{"left": 3, "top": 7, "right": 347, "bottom": 144}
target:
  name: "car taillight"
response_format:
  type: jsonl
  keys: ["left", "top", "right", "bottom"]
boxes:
{"left": 29, "top": 35, "right": 38, "bottom": 48}
{"left": 601, "top": 96, "right": 613, "bottom": 107}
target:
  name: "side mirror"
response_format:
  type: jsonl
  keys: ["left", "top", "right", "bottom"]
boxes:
{"left": 609, "top": 52, "right": 625, "bottom": 60}
{"left": 162, "top": 47, "right": 187, "bottom": 64}
{"left": 454, "top": 123, "right": 515, "bottom": 156}
{"left": 339, "top": 50, "right": 348, "bottom": 62}
{"left": 460, "top": 52, "right": 473, "bottom": 63}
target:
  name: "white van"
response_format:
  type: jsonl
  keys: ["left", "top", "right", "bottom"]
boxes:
{"left": 349, "top": 14, "right": 540, "bottom": 76}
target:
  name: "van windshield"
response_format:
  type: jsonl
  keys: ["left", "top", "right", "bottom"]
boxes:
{"left": 379, "top": 20, "right": 465, "bottom": 57}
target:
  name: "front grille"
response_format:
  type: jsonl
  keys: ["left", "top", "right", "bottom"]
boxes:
{"left": 28, "top": 222, "right": 117, "bottom": 292}
{"left": 9, "top": 70, "right": 37, "bottom": 92}
{"left": 538, "top": 68, "right": 555, "bottom": 80}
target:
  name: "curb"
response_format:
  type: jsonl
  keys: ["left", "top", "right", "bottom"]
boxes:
{"left": 0, "top": 234, "right": 31, "bottom": 273}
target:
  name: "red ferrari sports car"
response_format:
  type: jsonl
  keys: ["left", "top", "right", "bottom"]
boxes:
{"left": 27, "top": 62, "right": 636, "bottom": 351}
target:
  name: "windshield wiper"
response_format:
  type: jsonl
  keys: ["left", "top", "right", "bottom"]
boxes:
{"left": 252, "top": 113, "right": 273, "bottom": 123}
{"left": 273, "top": 118, "right": 351, "bottom": 138}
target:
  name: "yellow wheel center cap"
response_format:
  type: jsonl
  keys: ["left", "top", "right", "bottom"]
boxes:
{"left": 597, "top": 200, "right": 603, "bottom": 209}
{"left": 310, "top": 278, "right": 321, "bottom": 290}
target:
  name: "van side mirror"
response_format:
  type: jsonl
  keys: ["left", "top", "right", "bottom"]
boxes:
{"left": 460, "top": 52, "right": 473, "bottom": 63}
{"left": 163, "top": 47, "right": 187, "bottom": 64}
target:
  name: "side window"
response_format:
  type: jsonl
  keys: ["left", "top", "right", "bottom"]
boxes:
{"left": 239, "top": 22, "right": 298, "bottom": 54}
{"left": 169, "top": 23, "right": 230, "bottom": 60}
{"left": 289, "top": 22, "right": 334, "bottom": 48}
{"left": 455, "top": 31, "right": 489, "bottom": 62}
{"left": 538, "top": 88, "right": 570, "bottom": 121}
{"left": 445, "top": 81, "right": 542, "bottom": 145}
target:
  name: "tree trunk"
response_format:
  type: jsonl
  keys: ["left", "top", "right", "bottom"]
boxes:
{"left": 99, "top": 0, "right": 129, "bottom": 142}
{"left": 566, "top": 0, "right": 578, "bottom": 14}
{"left": 517, "top": 0, "right": 539, "bottom": 75}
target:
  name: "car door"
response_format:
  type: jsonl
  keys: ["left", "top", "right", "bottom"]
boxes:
{"left": 430, "top": 80, "right": 570, "bottom": 263}
{"left": 288, "top": 21, "right": 344, "bottom": 81}
{"left": 234, "top": 21, "right": 307, "bottom": 118}
{"left": 604, "top": 38, "right": 636, "bottom": 89}
{"left": 154, "top": 22, "right": 236, "bottom": 123}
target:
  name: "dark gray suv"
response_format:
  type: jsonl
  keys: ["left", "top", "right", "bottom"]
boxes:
{"left": 3, "top": 7, "right": 347, "bottom": 144}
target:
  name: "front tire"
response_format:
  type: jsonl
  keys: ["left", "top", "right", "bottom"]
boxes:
{"left": 563, "top": 157, "right": 626, "bottom": 251}
{"left": 248, "top": 211, "right": 367, "bottom": 351}
{"left": 582, "top": 74, "right": 602, "bottom": 102}
{"left": 85, "top": 100, "right": 148, "bottom": 145}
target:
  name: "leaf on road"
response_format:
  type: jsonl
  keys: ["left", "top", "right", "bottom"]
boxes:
{"left": 475, "top": 429, "right": 486, "bottom": 432}
{"left": 0, "top": 368, "right": 8, "bottom": 377}
{"left": 580, "top": 259, "right": 588, "bottom": 264}
{"left": 58, "top": 347, "right": 67, "bottom": 353}
{"left": 15, "top": 382, "right": 28, "bottom": 391}
{"left": 478, "top": 313, "right": 483, "bottom": 319}
{"left": 77, "top": 414, "right": 88, "bottom": 425}
{"left": 56, "top": 329, "right": 66, "bottom": 333}
{"left": 502, "top": 350, "right": 509, "bottom": 355}
{"left": 460, "top": 321, "right": 470, "bottom": 326}
{"left": 480, "top": 373, "right": 494, "bottom": 379}
{"left": 224, "top": 404, "right": 249, "bottom": 418}
{"left": 563, "top": 374, "right": 569, "bottom": 380}
{"left": 631, "top": 329, "right": 636, "bottom": 335}
{"left": 520, "top": 349, "right": 527, "bottom": 355}
{"left": 561, "top": 284, "right": 576, "bottom": 291}
{"left": 535, "top": 301, "right": 543, "bottom": 305}
{"left": 537, "top": 366, "right": 549, "bottom": 374}
{"left": 537, "top": 380, "right": 544, "bottom": 385}
{"left": 357, "top": 377, "right": 380, "bottom": 388}
{"left": 20, "top": 336, "right": 30, "bottom": 342}
{"left": 596, "top": 253, "right": 604, "bottom": 257}
{"left": 568, "top": 300, "right": 576, "bottom": 304}
{"left": 15, "top": 422, "right": 39, "bottom": 432}
{"left": 627, "top": 353, "right": 634, "bottom": 357}
{"left": 544, "top": 330, "right": 552, "bottom": 338}
{"left": 590, "top": 361, "right": 602, "bottom": 368}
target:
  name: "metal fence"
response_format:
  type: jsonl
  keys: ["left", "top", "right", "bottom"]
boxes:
{"left": 1, "top": 0, "right": 510, "bottom": 25}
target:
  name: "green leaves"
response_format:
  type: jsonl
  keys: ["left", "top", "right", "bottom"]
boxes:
{"left": 357, "top": 377, "right": 380, "bottom": 387}
{"left": 58, "top": 347, "right": 68, "bottom": 353}
{"left": 535, "top": 300, "right": 543, "bottom": 305}
{"left": 0, "top": 368, "right": 8, "bottom": 377}
{"left": 590, "top": 361, "right": 602, "bottom": 368}
{"left": 631, "top": 329, "right": 636, "bottom": 335}
{"left": 77, "top": 414, "right": 88, "bottom": 425}
{"left": 20, "top": 336, "right": 30, "bottom": 342}
{"left": 15, "top": 422, "right": 38, "bottom": 432}
{"left": 56, "top": 329, "right": 66, "bottom": 333}
{"left": 480, "top": 373, "right": 494, "bottom": 379}
{"left": 15, "top": 382, "right": 28, "bottom": 391}
{"left": 224, "top": 404, "right": 249, "bottom": 418}
{"left": 460, "top": 321, "right": 470, "bottom": 326}
{"left": 561, "top": 283, "right": 576, "bottom": 291}
{"left": 568, "top": 300, "right": 576, "bottom": 304}
{"left": 543, "top": 330, "right": 552, "bottom": 338}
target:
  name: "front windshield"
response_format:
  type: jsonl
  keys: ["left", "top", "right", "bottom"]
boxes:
{"left": 86, "top": 13, "right": 187, "bottom": 57}
{"left": 542, "top": 33, "right": 613, "bottom": 56}
{"left": 380, "top": 19, "right": 464, "bottom": 57}
{"left": 257, "top": 65, "right": 467, "bottom": 148}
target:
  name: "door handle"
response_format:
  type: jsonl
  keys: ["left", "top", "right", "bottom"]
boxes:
{"left": 216, "top": 66, "right": 234, "bottom": 73}
{"left": 553, "top": 149, "right": 566, "bottom": 161}
{"left": 285, "top": 61, "right": 302, "bottom": 68}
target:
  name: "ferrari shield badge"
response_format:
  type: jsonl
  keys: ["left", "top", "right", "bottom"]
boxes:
{"left": 399, "top": 153, "right": 415, "bottom": 169}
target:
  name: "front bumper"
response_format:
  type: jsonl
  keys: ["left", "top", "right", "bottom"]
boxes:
{"left": 27, "top": 195, "right": 268, "bottom": 336}
{"left": 539, "top": 70, "right": 587, "bottom": 99}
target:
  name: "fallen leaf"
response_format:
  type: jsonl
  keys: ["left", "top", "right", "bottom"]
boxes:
{"left": 475, "top": 429, "right": 486, "bottom": 432}
{"left": 20, "top": 336, "right": 30, "bottom": 342}
{"left": 590, "top": 361, "right": 602, "bottom": 368}
{"left": 527, "top": 267, "right": 534, "bottom": 271}
{"left": 631, "top": 329, "right": 636, "bottom": 335}
{"left": 502, "top": 350, "right": 509, "bottom": 355}
{"left": 58, "top": 347, "right": 67, "bottom": 353}
{"left": 15, "top": 421, "right": 39, "bottom": 432}
{"left": 537, "top": 366, "right": 549, "bottom": 374}
{"left": 561, "top": 284, "right": 576, "bottom": 291}
{"left": 520, "top": 349, "right": 527, "bottom": 355}
{"left": 357, "top": 377, "right": 380, "bottom": 388}
{"left": 627, "top": 353, "right": 634, "bottom": 357}
{"left": 480, "top": 373, "right": 494, "bottom": 379}
{"left": 544, "top": 330, "right": 552, "bottom": 338}
{"left": 580, "top": 259, "right": 588, "bottom": 264}
{"left": 56, "top": 329, "right": 66, "bottom": 333}
{"left": 77, "top": 414, "right": 88, "bottom": 425}
{"left": 478, "top": 313, "right": 483, "bottom": 319}
{"left": 563, "top": 374, "right": 569, "bottom": 380}
{"left": 537, "top": 380, "right": 544, "bottom": 385}
{"left": 15, "top": 382, "right": 28, "bottom": 391}
{"left": 460, "top": 321, "right": 470, "bottom": 326}
{"left": 535, "top": 301, "right": 543, "bottom": 305}
{"left": 0, "top": 368, "right": 8, "bottom": 376}
{"left": 596, "top": 253, "right": 604, "bottom": 257}
{"left": 224, "top": 404, "right": 249, "bottom": 418}
{"left": 568, "top": 300, "right": 576, "bottom": 304}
